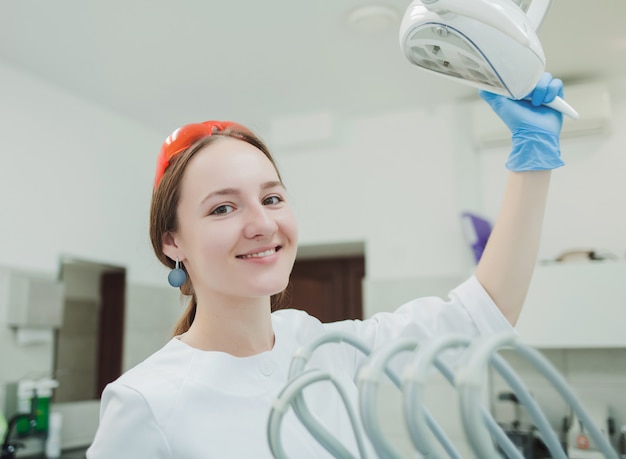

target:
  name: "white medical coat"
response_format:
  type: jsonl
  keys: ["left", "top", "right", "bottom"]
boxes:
{"left": 86, "top": 276, "right": 513, "bottom": 458}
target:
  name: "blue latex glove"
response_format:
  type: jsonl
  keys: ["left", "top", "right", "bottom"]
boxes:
{"left": 479, "top": 73, "right": 565, "bottom": 172}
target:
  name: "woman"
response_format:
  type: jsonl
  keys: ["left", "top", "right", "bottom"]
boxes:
{"left": 87, "top": 73, "right": 566, "bottom": 458}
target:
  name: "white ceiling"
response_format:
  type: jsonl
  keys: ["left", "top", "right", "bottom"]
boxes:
{"left": 1, "top": 0, "right": 625, "bottom": 136}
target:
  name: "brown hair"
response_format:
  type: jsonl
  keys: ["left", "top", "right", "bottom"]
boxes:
{"left": 148, "top": 126, "right": 287, "bottom": 336}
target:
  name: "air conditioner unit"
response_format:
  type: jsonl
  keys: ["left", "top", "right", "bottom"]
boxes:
{"left": 470, "top": 81, "right": 612, "bottom": 148}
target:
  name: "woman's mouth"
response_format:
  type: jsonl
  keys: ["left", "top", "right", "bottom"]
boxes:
{"left": 237, "top": 246, "right": 282, "bottom": 259}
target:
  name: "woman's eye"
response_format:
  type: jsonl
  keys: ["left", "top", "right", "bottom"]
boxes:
{"left": 263, "top": 195, "right": 283, "bottom": 205}
{"left": 210, "top": 204, "right": 234, "bottom": 215}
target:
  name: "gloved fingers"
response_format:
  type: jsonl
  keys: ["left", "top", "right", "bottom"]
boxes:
{"left": 528, "top": 73, "right": 565, "bottom": 105}
{"left": 479, "top": 89, "right": 513, "bottom": 111}
{"left": 479, "top": 89, "right": 498, "bottom": 103}
{"left": 530, "top": 72, "right": 552, "bottom": 106}
{"left": 545, "top": 78, "right": 564, "bottom": 102}
{"left": 479, "top": 78, "right": 564, "bottom": 137}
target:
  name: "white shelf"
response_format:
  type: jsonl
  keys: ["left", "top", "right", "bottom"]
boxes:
{"left": 515, "top": 261, "right": 626, "bottom": 348}
{"left": 0, "top": 268, "right": 65, "bottom": 328}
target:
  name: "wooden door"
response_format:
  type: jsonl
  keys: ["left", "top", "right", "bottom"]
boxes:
{"left": 284, "top": 256, "right": 365, "bottom": 323}
{"left": 96, "top": 270, "right": 126, "bottom": 397}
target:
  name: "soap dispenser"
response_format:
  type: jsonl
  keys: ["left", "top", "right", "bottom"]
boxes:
{"left": 33, "top": 379, "right": 58, "bottom": 435}
{"left": 14, "top": 380, "right": 36, "bottom": 436}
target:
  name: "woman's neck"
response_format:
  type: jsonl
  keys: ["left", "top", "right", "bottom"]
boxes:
{"left": 180, "top": 293, "right": 274, "bottom": 357}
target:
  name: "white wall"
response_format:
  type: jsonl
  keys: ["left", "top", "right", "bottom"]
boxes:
{"left": 274, "top": 103, "right": 477, "bottom": 283}
{"left": 0, "top": 60, "right": 167, "bottom": 285}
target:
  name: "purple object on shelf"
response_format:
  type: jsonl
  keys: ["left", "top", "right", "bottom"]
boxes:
{"left": 460, "top": 212, "right": 493, "bottom": 264}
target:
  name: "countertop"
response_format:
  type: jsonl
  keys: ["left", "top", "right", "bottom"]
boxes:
{"left": 59, "top": 448, "right": 88, "bottom": 459}
{"left": 21, "top": 447, "right": 87, "bottom": 459}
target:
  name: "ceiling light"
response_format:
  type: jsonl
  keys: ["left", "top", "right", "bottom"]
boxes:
{"left": 346, "top": 5, "right": 399, "bottom": 33}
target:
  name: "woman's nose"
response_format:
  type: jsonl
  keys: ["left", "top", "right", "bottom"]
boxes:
{"left": 243, "top": 204, "right": 278, "bottom": 239}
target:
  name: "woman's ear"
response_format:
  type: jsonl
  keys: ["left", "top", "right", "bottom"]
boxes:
{"left": 162, "top": 231, "right": 184, "bottom": 262}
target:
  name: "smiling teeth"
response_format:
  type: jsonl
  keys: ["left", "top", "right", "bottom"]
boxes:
{"left": 241, "top": 249, "right": 276, "bottom": 259}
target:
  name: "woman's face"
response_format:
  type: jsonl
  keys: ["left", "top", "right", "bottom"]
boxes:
{"left": 166, "top": 137, "right": 298, "bottom": 301}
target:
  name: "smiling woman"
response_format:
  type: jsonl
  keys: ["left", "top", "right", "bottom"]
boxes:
{"left": 87, "top": 76, "right": 567, "bottom": 457}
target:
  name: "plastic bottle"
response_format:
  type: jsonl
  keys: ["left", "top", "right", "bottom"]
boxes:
{"left": 45, "top": 411, "right": 62, "bottom": 458}
{"left": 15, "top": 379, "right": 37, "bottom": 436}
{"left": 34, "top": 379, "right": 59, "bottom": 434}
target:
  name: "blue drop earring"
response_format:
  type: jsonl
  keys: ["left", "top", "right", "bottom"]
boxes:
{"left": 168, "top": 258, "right": 187, "bottom": 288}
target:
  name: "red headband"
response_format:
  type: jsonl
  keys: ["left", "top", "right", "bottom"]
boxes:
{"left": 154, "top": 120, "right": 246, "bottom": 189}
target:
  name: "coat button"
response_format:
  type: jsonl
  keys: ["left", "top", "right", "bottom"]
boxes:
{"left": 259, "top": 358, "right": 275, "bottom": 376}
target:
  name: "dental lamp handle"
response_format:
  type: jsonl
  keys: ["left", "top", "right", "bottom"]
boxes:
{"left": 518, "top": 94, "right": 579, "bottom": 120}
{"left": 524, "top": 0, "right": 552, "bottom": 31}
{"left": 543, "top": 96, "right": 579, "bottom": 120}
{"left": 485, "top": 88, "right": 578, "bottom": 120}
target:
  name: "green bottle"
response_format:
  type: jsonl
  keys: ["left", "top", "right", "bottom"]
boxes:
{"left": 34, "top": 379, "right": 58, "bottom": 433}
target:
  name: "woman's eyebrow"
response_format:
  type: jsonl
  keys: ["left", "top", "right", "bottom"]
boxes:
{"left": 201, "top": 188, "right": 239, "bottom": 205}
{"left": 261, "top": 180, "right": 283, "bottom": 190}
{"left": 200, "top": 181, "right": 284, "bottom": 205}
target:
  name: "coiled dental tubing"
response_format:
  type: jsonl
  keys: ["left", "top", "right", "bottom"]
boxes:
{"left": 267, "top": 368, "right": 368, "bottom": 459}
{"left": 268, "top": 332, "right": 375, "bottom": 459}
{"left": 456, "top": 332, "right": 619, "bottom": 459}
{"left": 401, "top": 334, "right": 524, "bottom": 459}
{"left": 356, "top": 337, "right": 462, "bottom": 459}
{"left": 268, "top": 330, "right": 620, "bottom": 458}
{"left": 267, "top": 331, "right": 455, "bottom": 459}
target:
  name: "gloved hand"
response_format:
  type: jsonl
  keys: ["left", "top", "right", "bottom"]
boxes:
{"left": 479, "top": 73, "right": 565, "bottom": 172}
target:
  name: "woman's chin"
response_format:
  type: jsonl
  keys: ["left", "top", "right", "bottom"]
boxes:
{"left": 248, "top": 277, "right": 290, "bottom": 298}
{"left": 265, "top": 282, "right": 290, "bottom": 297}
